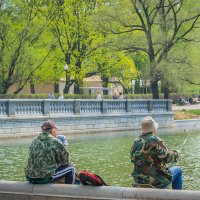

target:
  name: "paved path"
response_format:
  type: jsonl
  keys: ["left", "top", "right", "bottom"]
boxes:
{"left": 172, "top": 104, "right": 200, "bottom": 111}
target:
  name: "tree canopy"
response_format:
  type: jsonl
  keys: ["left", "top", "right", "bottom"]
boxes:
{"left": 98, "top": 0, "right": 200, "bottom": 98}
{"left": 0, "top": 0, "right": 199, "bottom": 98}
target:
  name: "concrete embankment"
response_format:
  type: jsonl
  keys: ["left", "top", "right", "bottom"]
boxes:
{"left": 0, "top": 113, "right": 174, "bottom": 139}
{"left": 1, "top": 118, "right": 200, "bottom": 140}
{"left": 0, "top": 181, "right": 200, "bottom": 200}
{"left": 175, "top": 119, "right": 200, "bottom": 131}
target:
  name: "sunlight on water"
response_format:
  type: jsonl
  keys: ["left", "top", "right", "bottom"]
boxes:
{"left": 0, "top": 131, "right": 200, "bottom": 190}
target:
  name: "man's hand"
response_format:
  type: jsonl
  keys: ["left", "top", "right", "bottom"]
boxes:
{"left": 173, "top": 150, "right": 180, "bottom": 162}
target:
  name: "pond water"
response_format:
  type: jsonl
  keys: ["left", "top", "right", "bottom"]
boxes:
{"left": 0, "top": 130, "right": 200, "bottom": 190}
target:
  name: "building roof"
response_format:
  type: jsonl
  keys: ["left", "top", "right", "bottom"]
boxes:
{"left": 80, "top": 87, "right": 110, "bottom": 91}
{"left": 83, "top": 75, "right": 102, "bottom": 82}
{"left": 60, "top": 75, "right": 102, "bottom": 82}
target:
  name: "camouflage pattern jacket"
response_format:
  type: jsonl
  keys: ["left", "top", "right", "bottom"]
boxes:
{"left": 25, "top": 132, "right": 69, "bottom": 178}
{"left": 130, "top": 132, "right": 178, "bottom": 188}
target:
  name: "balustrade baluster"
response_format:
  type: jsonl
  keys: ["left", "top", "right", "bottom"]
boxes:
{"left": 19, "top": 103, "right": 22, "bottom": 114}
{"left": 0, "top": 99, "right": 172, "bottom": 116}
{"left": 0, "top": 102, "right": 6, "bottom": 115}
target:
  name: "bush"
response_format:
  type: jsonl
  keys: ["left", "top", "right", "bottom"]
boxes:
{"left": 183, "top": 109, "right": 200, "bottom": 116}
{"left": 0, "top": 94, "right": 47, "bottom": 99}
{"left": 0, "top": 92, "right": 197, "bottom": 100}
{"left": 0, "top": 94, "right": 96, "bottom": 99}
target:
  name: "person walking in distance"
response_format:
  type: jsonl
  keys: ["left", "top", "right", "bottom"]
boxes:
{"left": 96, "top": 92, "right": 102, "bottom": 100}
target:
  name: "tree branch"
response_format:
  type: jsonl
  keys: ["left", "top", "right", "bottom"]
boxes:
{"left": 14, "top": 47, "right": 55, "bottom": 94}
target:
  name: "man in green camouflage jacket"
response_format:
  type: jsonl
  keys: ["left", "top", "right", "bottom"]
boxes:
{"left": 130, "top": 116, "right": 182, "bottom": 189}
{"left": 25, "top": 120, "right": 75, "bottom": 184}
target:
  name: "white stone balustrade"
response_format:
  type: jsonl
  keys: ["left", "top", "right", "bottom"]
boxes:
{"left": 0, "top": 99, "right": 172, "bottom": 117}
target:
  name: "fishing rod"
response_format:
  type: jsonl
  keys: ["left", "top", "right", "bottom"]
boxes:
{"left": 170, "top": 117, "right": 200, "bottom": 165}
{"left": 179, "top": 117, "right": 200, "bottom": 154}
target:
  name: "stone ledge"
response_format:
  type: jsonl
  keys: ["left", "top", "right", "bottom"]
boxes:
{"left": 0, "top": 112, "right": 174, "bottom": 120}
{"left": 0, "top": 181, "right": 200, "bottom": 200}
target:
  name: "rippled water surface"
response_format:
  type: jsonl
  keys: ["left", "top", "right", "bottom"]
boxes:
{"left": 0, "top": 131, "right": 199, "bottom": 190}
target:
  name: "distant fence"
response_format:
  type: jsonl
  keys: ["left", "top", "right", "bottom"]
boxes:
{"left": 0, "top": 99, "right": 172, "bottom": 117}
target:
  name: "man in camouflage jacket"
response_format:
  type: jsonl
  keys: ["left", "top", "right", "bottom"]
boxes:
{"left": 25, "top": 120, "right": 75, "bottom": 184}
{"left": 130, "top": 116, "right": 182, "bottom": 189}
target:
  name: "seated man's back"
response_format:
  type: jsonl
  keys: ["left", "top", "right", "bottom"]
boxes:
{"left": 25, "top": 120, "right": 75, "bottom": 184}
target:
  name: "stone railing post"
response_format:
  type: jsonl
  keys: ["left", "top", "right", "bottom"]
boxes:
{"left": 74, "top": 100, "right": 80, "bottom": 115}
{"left": 43, "top": 100, "right": 50, "bottom": 116}
{"left": 8, "top": 100, "right": 16, "bottom": 116}
{"left": 167, "top": 100, "right": 172, "bottom": 111}
{"left": 101, "top": 100, "right": 107, "bottom": 114}
{"left": 147, "top": 100, "right": 153, "bottom": 112}
{"left": 126, "top": 100, "right": 131, "bottom": 112}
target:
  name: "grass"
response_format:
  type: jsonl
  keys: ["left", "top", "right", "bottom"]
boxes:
{"left": 174, "top": 109, "right": 200, "bottom": 120}
{"left": 183, "top": 109, "right": 200, "bottom": 115}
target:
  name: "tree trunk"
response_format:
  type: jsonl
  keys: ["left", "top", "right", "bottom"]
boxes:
{"left": 74, "top": 80, "right": 83, "bottom": 94}
{"left": 103, "top": 89, "right": 108, "bottom": 95}
{"left": 54, "top": 83, "right": 59, "bottom": 94}
{"left": 101, "top": 76, "right": 109, "bottom": 95}
{"left": 30, "top": 83, "right": 35, "bottom": 94}
{"left": 151, "top": 80, "right": 159, "bottom": 99}
{"left": 63, "top": 54, "right": 71, "bottom": 94}
{"left": 2, "top": 86, "right": 8, "bottom": 94}
{"left": 74, "top": 83, "right": 79, "bottom": 94}
{"left": 2, "top": 80, "right": 10, "bottom": 94}
{"left": 63, "top": 84, "right": 70, "bottom": 94}
{"left": 63, "top": 71, "right": 70, "bottom": 94}
{"left": 163, "top": 86, "right": 170, "bottom": 99}
{"left": 73, "top": 60, "right": 83, "bottom": 94}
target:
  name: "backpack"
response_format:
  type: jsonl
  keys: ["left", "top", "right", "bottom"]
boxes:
{"left": 78, "top": 170, "right": 109, "bottom": 186}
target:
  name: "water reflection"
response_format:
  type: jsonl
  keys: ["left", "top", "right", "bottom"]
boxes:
{"left": 0, "top": 131, "right": 199, "bottom": 190}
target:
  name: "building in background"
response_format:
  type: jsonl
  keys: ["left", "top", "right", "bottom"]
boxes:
{"left": 7, "top": 75, "right": 124, "bottom": 95}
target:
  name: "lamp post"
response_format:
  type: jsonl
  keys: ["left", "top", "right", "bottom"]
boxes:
{"left": 63, "top": 63, "right": 69, "bottom": 94}
{"left": 132, "top": 80, "right": 135, "bottom": 94}
{"left": 64, "top": 63, "right": 69, "bottom": 71}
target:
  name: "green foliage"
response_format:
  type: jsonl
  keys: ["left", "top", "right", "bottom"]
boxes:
{"left": 42, "top": 0, "right": 104, "bottom": 93}
{"left": 0, "top": 0, "right": 53, "bottom": 94}
{"left": 0, "top": 93, "right": 97, "bottom": 99}
{"left": 97, "top": 0, "right": 200, "bottom": 98}
{"left": 0, "top": 94, "right": 47, "bottom": 99}
{"left": 0, "top": 0, "right": 199, "bottom": 97}
{"left": 182, "top": 110, "right": 200, "bottom": 116}
{"left": 182, "top": 85, "right": 200, "bottom": 94}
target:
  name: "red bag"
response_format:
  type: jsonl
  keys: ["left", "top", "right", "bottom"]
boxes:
{"left": 78, "top": 170, "right": 109, "bottom": 186}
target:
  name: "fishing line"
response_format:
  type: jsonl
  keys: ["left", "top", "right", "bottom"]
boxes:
{"left": 170, "top": 117, "right": 200, "bottom": 167}
{"left": 179, "top": 117, "right": 200, "bottom": 154}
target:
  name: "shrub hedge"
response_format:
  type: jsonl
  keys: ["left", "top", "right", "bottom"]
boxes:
{"left": 0, "top": 92, "right": 198, "bottom": 100}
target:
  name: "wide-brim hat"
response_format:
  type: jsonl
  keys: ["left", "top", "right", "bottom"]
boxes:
{"left": 141, "top": 116, "right": 159, "bottom": 134}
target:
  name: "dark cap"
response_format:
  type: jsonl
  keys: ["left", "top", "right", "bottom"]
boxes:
{"left": 41, "top": 120, "right": 58, "bottom": 131}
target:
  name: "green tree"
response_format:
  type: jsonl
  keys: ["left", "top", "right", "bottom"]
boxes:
{"left": 98, "top": 0, "right": 200, "bottom": 99}
{"left": 0, "top": 0, "right": 53, "bottom": 94}
{"left": 44, "top": 0, "right": 104, "bottom": 94}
